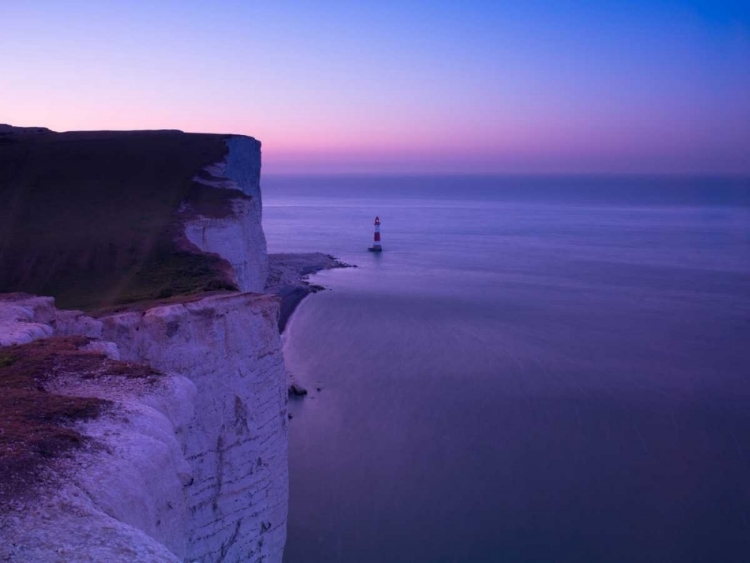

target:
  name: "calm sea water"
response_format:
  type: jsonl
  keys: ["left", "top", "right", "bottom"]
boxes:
{"left": 263, "top": 176, "right": 750, "bottom": 563}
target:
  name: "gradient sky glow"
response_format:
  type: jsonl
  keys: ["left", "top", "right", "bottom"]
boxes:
{"left": 1, "top": 1, "right": 749, "bottom": 174}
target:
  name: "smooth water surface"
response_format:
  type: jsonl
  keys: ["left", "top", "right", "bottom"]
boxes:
{"left": 263, "top": 176, "right": 750, "bottom": 563}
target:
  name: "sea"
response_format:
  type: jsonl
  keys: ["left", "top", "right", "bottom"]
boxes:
{"left": 262, "top": 175, "right": 750, "bottom": 563}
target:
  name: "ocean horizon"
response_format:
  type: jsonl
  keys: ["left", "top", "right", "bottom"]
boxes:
{"left": 264, "top": 174, "right": 750, "bottom": 563}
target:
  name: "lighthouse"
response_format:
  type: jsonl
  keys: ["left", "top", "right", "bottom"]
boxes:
{"left": 368, "top": 216, "right": 382, "bottom": 252}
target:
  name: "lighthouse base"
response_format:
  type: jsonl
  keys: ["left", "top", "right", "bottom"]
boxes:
{"left": 368, "top": 246, "right": 382, "bottom": 252}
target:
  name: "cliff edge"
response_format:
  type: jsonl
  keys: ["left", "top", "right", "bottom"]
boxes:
{"left": 0, "top": 129, "right": 288, "bottom": 563}
{"left": 0, "top": 127, "right": 266, "bottom": 310}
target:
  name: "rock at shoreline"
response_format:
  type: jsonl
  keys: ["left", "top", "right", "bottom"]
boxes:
{"left": 288, "top": 383, "right": 308, "bottom": 397}
{"left": 266, "top": 253, "right": 354, "bottom": 332}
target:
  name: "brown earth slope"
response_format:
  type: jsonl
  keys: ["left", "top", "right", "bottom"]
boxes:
{"left": 0, "top": 128, "right": 255, "bottom": 310}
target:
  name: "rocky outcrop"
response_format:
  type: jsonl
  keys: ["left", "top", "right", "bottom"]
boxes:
{"left": 265, "top": 253, "right": 353, "bottom": 332}
{"left": 0, "top": 294, "right": 56, "bottom": 346}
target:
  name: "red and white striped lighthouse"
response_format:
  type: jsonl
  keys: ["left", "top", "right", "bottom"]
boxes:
{"left": 369, "top": 216, "right": 382, "bottom": 252}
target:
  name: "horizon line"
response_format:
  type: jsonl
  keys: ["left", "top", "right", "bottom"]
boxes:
{"left": 262, "top": 171, "right": 750, "bottom": 180}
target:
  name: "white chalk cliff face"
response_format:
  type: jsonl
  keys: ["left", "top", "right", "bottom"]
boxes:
{"left": 101, "top": 293, "right": 288, "bottom": 562}
{"left": 0, "top": 136, "right": 288, "bottom": 563}
{"left": 186, "top": 136, "right": 268, "bottom": 293}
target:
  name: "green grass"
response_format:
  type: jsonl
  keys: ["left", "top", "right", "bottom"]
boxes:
{"left": 0, "top": 130, "right": 255, "bottom": 310}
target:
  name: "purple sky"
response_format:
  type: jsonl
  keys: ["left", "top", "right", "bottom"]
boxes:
{"left": 1, "top": 1, "right": 748, "bottom": 175}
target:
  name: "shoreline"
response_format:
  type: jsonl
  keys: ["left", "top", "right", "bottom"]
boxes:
{"left": 265, "top": 252, "right": 354, "bottom": 332}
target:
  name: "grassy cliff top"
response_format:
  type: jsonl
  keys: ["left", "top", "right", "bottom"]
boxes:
{"left": 0, "top": 129, "right": 255, "bottom": 310}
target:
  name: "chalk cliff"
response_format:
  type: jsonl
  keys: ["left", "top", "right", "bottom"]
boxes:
{"left": 0, "top": 133, "right": 288, "bottom": 562}
{"left": 185, "top": 136, "right": 268, "bottom": 293}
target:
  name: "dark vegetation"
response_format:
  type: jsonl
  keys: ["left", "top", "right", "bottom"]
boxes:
{"left": 0, "top": 336, "right": 160, "bottom": 500}
{"left": 0, "top": 129, "right": 251, "bottom": 310}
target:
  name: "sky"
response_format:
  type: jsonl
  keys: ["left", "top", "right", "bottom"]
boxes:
{"left": 1, "top": 1, "right": 749, "bottom": 175}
